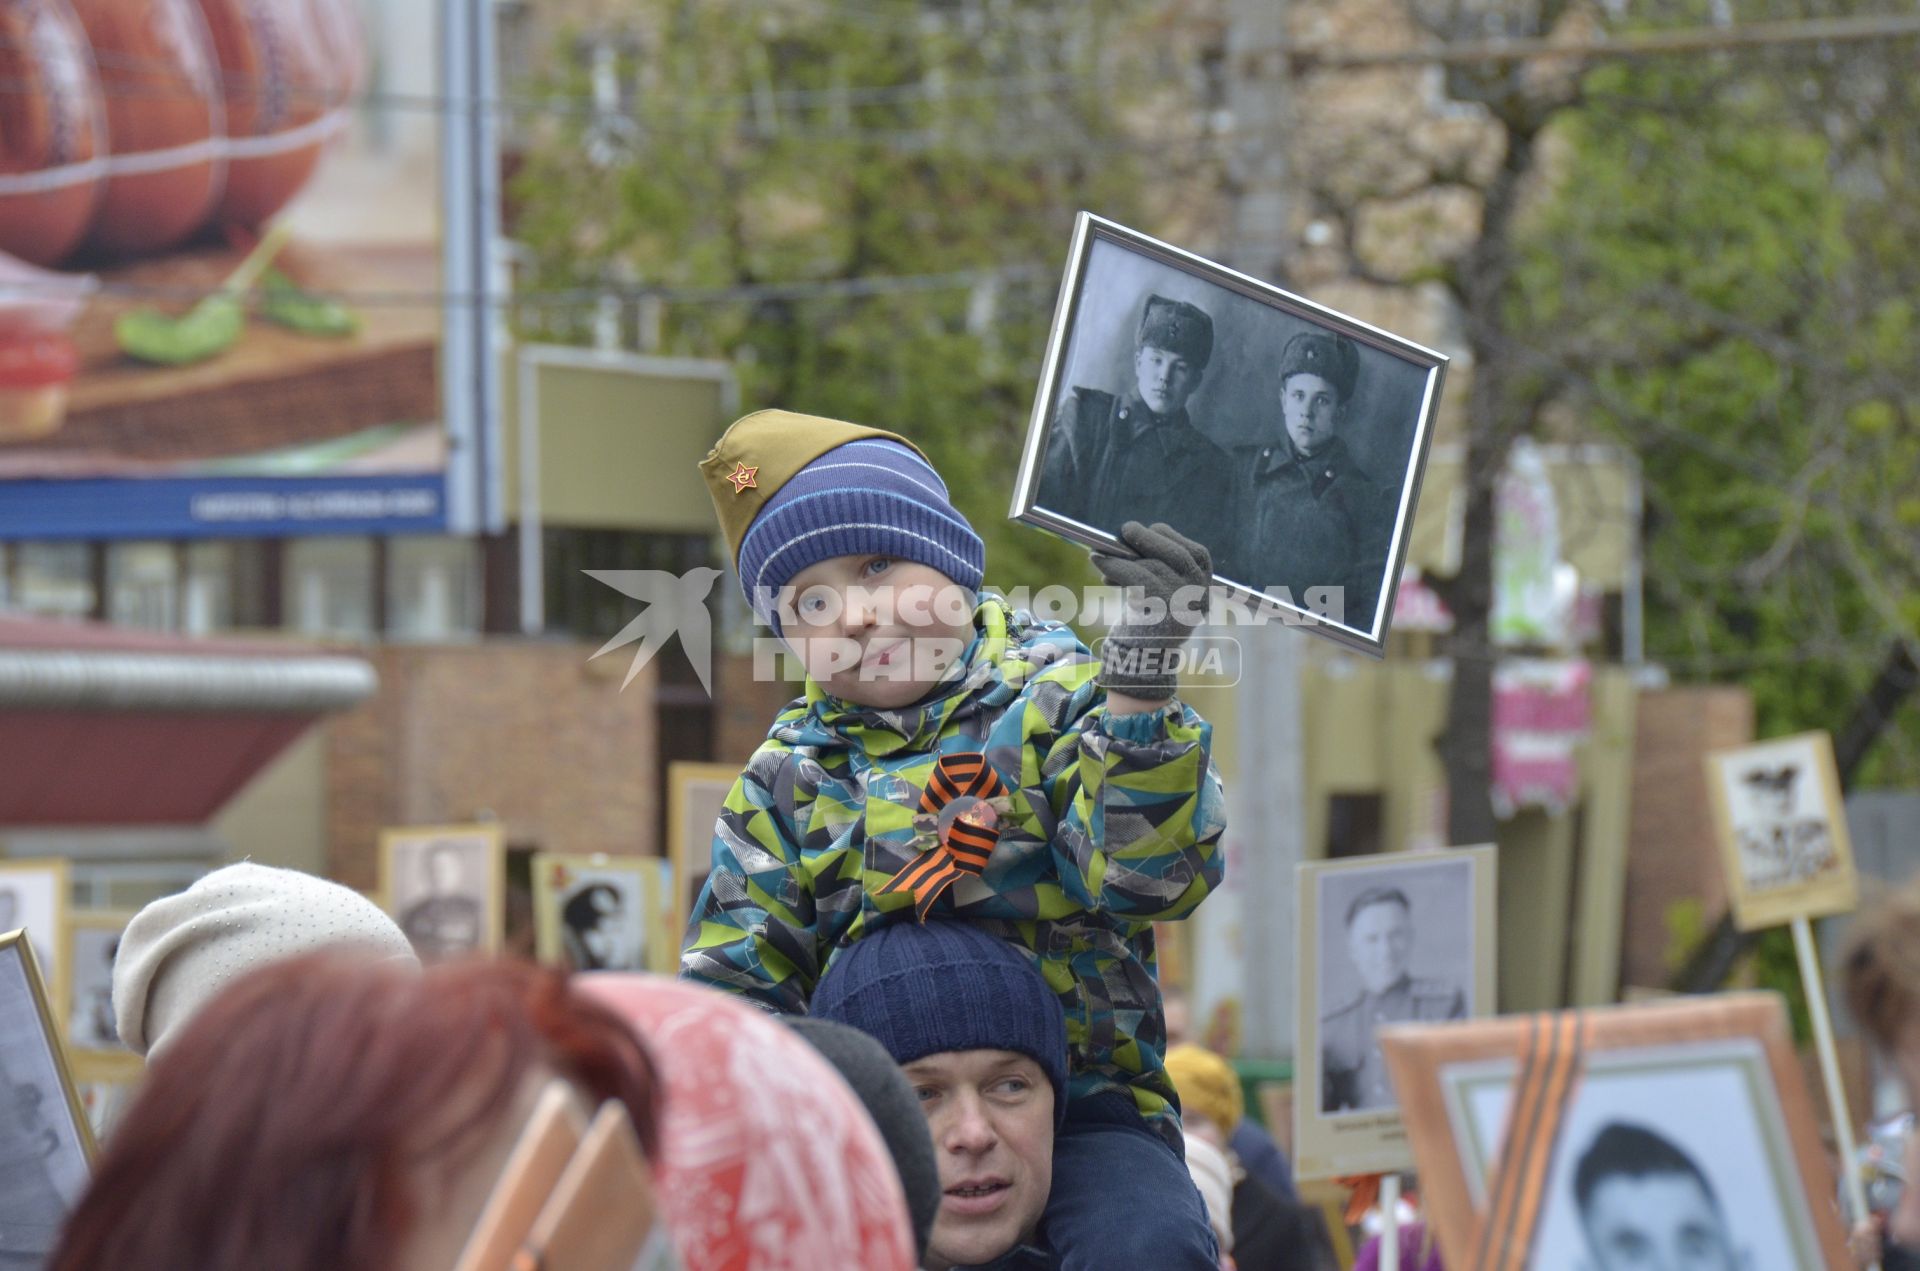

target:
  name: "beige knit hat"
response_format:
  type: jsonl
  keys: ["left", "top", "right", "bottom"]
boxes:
{"left": 114, "top": 861, "right": 419, "bottom": 1057}
{"left": 1183, "top": 1131, "right": 1236, "bottom": 1256}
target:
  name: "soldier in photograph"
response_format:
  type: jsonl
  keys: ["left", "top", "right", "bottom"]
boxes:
{"left": 1041, "top": 293, "right": 1237, "bottom": 554}
{"left": 1321, "top": 885, "right": 1465, "bottom": 1113}
{"left": 1234, "top": 331, "right": 1395, "bottom": 627}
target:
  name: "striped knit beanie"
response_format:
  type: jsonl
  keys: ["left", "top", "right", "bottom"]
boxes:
{"left": 810, "top": 919, "right": 1069, "bottom": 1125}
{"left": 699, "top": 410, "right": 985, "bottom": 634}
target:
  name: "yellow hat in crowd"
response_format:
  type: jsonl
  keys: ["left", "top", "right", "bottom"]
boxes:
{"left": 1164, "top": 1042, "right": 1244, "bottom": 1132}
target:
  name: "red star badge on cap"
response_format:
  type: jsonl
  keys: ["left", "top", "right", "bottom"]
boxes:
{"left": 725, "top": 462, "right": 759, "bottom": 494}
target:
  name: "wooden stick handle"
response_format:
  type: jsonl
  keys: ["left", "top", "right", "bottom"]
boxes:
{"left": 1791, "top": 915, "right": 1877, "bottom": 1271}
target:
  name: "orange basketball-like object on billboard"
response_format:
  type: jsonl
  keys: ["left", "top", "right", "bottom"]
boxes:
{"left": 195, "top": 0, "right": 335, "bottom": 228}
{"left": 73, "top": 0, "right": 226, "bottom": 257}
{"left": 0, "top": 0, "right": 108, "bottom": 267}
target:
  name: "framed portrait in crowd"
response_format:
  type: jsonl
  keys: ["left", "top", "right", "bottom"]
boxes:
{"left": 1011, "top": 212, "right": 1449, "bottom": 657}
{"left": 1381, "top": 993, "right": 1850, "bottom": 1271}
{"left": 667, "top": 761, "right": 739, "bottom": 942}
{"left": 380, "top": 824, "right": 507, "bottom": 963}
{"left": 530, "top": 853, "right": 674, "bottom": 974}
{"left": 0, "top": 929, "right": 96, "bottom": 1263}
{"left": 65, "top": 910, "right": 141, "bottom": 1079}
{"left": 0, "top": 857, "right": 70, "bottom": 1029}
{"left": 1292, "top": 845, "right": 1496, "bottom": 1179}
{"left": 1705, "top": 731, "right": 1858, "bottom": 931}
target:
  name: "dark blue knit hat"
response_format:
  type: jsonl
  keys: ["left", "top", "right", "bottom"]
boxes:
{"left": 811, "top": 920, "right": 1069, "bottom": 1124}
{"left": 734, "top": 437, "right": 986, "bottom": 635}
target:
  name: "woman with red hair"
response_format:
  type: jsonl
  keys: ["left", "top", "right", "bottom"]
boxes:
{"left": 49, "top": 951, "right": 662, "bottom": 1271}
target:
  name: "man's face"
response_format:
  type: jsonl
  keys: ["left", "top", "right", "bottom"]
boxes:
{"left": 905, "top": 1048, "right": 1055, "bottom": 1271}
{"left": 1133, "top": 345, "right": 1203, "bottom": 417}
{"left": 1282, "top": 371, "right": 1345, "bottom": 457}
{"left": 784, "top": 554, "right": 975, "bottom": 709}
{"left": 1346, "top": 900, "right": 1413, "bottom": 994}
{"left": 1581, "top": 1172, "right": 1743, "bottom": 1271}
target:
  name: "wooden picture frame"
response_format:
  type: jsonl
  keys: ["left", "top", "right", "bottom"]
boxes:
{"left": 667, "top": 761, "right": 740, "bottom": 945}
{"left": 1011, "top": 212, "right": 1449, "bottom": 657}
{"left": 0, "top": 857, "right": 71, "bottom": 1037}
{"left": 379, "top": 823, "right": 507, "bottom": 963}
{"left": 531, "top": 853, "right": 674, "bottom": 974}
{"left": 0, "top": 928, "right": 97, "bottom": 1260}
{"left": 65, "top": 909, "right": 143, "bottom": 1082}
{"left": 1704, "top": 730, "right": 1859, "bottom": 931}
{"left": 1293, "top": 845, "right": 1497, "bottom": 1180}
{"left": 1380, "top": 992, "right": 1851, "bottom": 1271}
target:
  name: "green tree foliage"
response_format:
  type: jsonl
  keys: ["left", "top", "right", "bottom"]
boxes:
{"left": 509, "top": 1, "right": 1198, "bottom": 596}
{"left": 1515, "top": 12, "right": 1920, "bottom": 784}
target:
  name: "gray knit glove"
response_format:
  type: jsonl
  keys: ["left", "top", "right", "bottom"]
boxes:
{"left": 1089, "top": 521, "right": 1215, "bottom": 701}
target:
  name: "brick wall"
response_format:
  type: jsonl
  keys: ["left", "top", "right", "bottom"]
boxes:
{"left": 325, "top": 640, "right": 658, "bottom": 890}
{"left": 712, "top": 648, "right": 805, "bottom": 768}
{"left": 1620, "top": 685, "right": 1755, "bottom": 991}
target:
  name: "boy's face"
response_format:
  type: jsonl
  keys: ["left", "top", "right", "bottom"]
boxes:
{"left": 1580, "top": 1172, "right": 1744, "bottom": 1271}
{"left": 905, "top": 1048, "right": 1055, "bottom": 1271}
{"left": 1282, "top": 370, "right": 1345, "bottom": 457}
{"left": 784, "top": 554, "right": 976, "bottom": 708}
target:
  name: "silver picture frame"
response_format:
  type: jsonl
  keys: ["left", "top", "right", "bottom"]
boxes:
{"left": 1011, "top": 212, "right": 1450, "bottom": 657}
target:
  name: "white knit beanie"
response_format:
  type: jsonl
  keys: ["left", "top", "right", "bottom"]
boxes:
{"left": 1183, "top": 1131, "right": 1236, "bottom": 1257}
{"left": 114, "top": 861, "right": 419, "bottom": 1058}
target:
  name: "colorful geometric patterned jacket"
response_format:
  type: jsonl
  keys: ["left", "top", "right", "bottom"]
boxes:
{"left": 681, "top": 595, "right": 1227, "bottom": 1150}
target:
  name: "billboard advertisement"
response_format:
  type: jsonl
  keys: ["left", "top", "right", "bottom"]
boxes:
{"left": 0, "top": 0, "right": 499, "bottom": 541}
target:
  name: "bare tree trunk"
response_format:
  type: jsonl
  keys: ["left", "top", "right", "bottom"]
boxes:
{"left": 1440, "top": 124, "right": 1538, "bottom": 846}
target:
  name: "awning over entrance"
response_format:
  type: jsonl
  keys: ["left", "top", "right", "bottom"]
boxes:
{"left": 0, "top": 616, "right": 376, "bottom": 825}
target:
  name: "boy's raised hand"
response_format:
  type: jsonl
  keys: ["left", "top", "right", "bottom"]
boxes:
{"left": 1089, "top": 521, "right": 1216, "bottom": 703}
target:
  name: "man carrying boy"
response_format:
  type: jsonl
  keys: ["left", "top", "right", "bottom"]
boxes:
{"left": 685, "top": 409, "right": 1226, "bottom": 1267}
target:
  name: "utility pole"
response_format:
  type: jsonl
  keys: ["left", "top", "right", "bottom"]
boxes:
{"left": 1220, "top": 0, "right": 1303, "bottom": 1063}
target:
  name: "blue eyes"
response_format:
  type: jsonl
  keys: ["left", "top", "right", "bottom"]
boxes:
{"left": 862, "top": 557, "right": 893, "bottom": 578}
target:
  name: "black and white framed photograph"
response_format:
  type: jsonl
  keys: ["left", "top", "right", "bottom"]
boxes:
{"left": 1011, "top": 213, "right": 1449, "bottom": 656}
{"left": 380, "top": 824, "right": 507, "bottom": 963}
{"left": 1705, "top": 731, "right": 1859, "bottom": 932}
{"left": 0, "top": 929, "right": 95, "bottom": 1264}
{"left": 1293, "top": 845, "right": 1496, "bottom": 1179}
{"left": 1381, "top": 994, "right": 1852, "bottom": 1270}
{"left": 531, "top": 853, "right": 674, "bottom": 973}
{"left": 0, "top": 858, "right": 70, "bottom": 1032}
{"left": 65, "top": 912, "right": 131, "bottom": 1056}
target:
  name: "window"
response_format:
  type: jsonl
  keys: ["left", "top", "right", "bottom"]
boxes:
{"left": 285, "top": 537, "right": 376, "bottom": 639}
{"left": 181, "top": 541, "right": 236, "bottom": 635}
{"left": 107, "top": 542, "right": 180, "bottom": 631}
{"left": 387, "top": 536, "right": 482, "bottom": 642}
{"left": 14, "top": 542, "right": 93, "bottom": 618}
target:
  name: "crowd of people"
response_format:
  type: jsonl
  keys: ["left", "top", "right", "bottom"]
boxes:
{"left": 25, "top": 403, "right": 1920, "bottom": 1268}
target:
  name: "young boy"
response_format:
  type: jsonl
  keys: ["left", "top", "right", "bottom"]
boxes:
{"left": 684, "top": 409, "right": 1226, "bottom": 1267}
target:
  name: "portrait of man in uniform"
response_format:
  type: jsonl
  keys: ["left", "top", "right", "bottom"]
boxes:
{"left": 382, "top": 826, "right": 503, "bottom": 964}
{"left": 1039, "top": 292, "right": 1238, "bottom": 553}
{"left": 1231, "top": 331, "right": 1396, "bottom": 629}
{"left": 1320, "top": 885, "right": 1465, "bottom": 1114}
{"left": 1016, "top": 215, "right": 1449, "bottom": 657}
